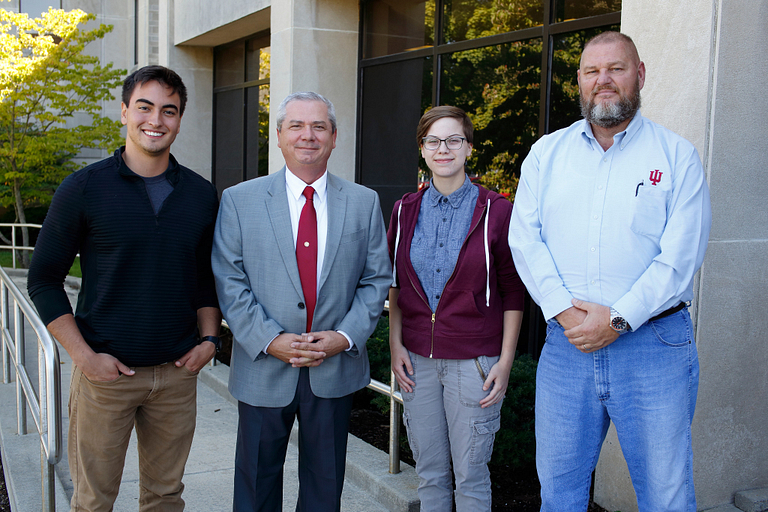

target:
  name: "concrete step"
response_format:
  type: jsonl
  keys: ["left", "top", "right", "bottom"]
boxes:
{"left": 735, "top": 488, "right": 768, "bottom": 512}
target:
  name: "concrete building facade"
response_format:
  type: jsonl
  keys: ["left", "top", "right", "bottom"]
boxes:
{"left": 5, "top": 0, "right": 766, "bottom": 509}
{"left": 595, "top": 1, "right": 768, "bottom": 510}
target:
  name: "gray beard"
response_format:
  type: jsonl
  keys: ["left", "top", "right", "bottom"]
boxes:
{"left": 581, "top": 88, "right": 641, "bottom": 128}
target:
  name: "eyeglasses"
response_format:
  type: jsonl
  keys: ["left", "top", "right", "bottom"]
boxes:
{"left": 421, "top": 136, "right": 466, "bottom": 151}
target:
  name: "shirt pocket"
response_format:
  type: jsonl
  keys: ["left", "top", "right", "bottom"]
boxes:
{"left": 630, "top": 186, "right": 668, "bottom": 241}
{"left": 448, "top": 231, "right": 466, "bottom": 250}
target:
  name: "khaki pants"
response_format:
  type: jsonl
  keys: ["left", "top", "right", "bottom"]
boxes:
{"left": 68, "top": 363, "right": 198, "bottom": 512}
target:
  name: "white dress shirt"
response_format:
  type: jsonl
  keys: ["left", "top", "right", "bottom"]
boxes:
{"left": 286, "top": 167, "right": 328, "bottom": 285}
{"left": 508, "top": 112, "right": 712, "bottom": 329}
{"left": 280, "top": 168, "right": 352, "bottom": 349}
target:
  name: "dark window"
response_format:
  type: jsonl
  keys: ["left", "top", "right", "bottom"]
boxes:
{"left": 442, "top": 0, "right": 544, "bottom": 44}
{"left": 552, "top": 0, "right": 621, "bottom": 23}
{"left": 358, "top": 0, "right": 620, "bottom": 357}
{"left": 440, "top": 38, "right": 543, "bottom": 187}
{"left": 212, "top": 32, "right": 270, "bottom": 194}
{"left": 358, "top": 57, "right": 433, "bottom": 218}
{"left": 362, "top": 0, "right": 435, "bottom": 59}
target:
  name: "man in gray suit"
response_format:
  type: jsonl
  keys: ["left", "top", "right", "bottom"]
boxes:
{"left": 211, "top": 91, "right": 391, "bottom": 512}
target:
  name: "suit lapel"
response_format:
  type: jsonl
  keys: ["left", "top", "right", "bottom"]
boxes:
{"left": 266, "top": 168, "right": 304, "bottom": 298}
{"left": 319, "top": 173, "right": 346, "bottom": 293}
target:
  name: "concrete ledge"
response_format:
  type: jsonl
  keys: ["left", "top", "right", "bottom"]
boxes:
{"left": 199, "top": 362, "right": 420, "bottom": 511}
{"left": 735, "top": 488, "right": 768, "bottom": 512}
{"left": 2, "top": 268, "right": 80, "bottom": 291}
{"left": 702, "top": 506, "right": 744, "bottom": 512}
{"left": 345, "top": 434, "right": 420, "bottom": 512}
{"left": 199, "top": 364, "right": 237, "bottom": 407}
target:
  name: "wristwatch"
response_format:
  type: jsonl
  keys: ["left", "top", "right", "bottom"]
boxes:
{"left": 609, "top": 307, "right": 629, "bottom": 334}
{"left": 201, "top": 335, "right": 222, "bottom": 353}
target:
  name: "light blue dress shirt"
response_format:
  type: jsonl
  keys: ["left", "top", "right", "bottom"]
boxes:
{"left": 508, "top": 112, "right": 712, "bottom": 329}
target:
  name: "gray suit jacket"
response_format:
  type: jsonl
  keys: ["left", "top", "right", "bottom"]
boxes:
{"left": 211, "top": 168, "right": 391, "bottom": 407}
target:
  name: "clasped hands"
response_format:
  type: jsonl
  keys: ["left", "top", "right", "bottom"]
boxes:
{"left": 267, "top": 331, "right": 349, "bottom": 367}
{"left": 557, "top": 299, "right": 619, "bottom": 354}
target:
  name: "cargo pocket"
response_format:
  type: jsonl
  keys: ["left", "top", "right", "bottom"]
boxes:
{"left": 469, "top": 412, "right": 501, "bottom": 465}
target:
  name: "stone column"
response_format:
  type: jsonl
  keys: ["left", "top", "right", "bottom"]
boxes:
{"left": 594, "top": 1, "right": 768, "bottom": 510}
{"left": 157, "top": 0, "right": 213, "bottom": 180}
{"left": 269, "top": 0, "right": 360, "bottom": 181}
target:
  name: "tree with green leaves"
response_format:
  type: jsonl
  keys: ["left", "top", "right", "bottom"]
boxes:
{"left": 0, "top": 4, "right": 124, "bottom": 266}
{"left": 433, "top": 0, "right": 619, "bottom": 199}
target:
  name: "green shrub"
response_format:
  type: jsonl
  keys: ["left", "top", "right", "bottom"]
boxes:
{"left": 364, "top": 317, "right": 538, "bottom": 471}
{"left": 491, "top": 353, "right": 537, "bottom": 469}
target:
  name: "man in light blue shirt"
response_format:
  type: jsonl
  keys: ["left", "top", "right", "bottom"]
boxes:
{"left": 508, "top": 31, "right": 711, "bottom": 511}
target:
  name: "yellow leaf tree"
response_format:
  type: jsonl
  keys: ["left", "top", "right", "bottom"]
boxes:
{"left": 0, "top": 3, "right": 124, "bottom": 266}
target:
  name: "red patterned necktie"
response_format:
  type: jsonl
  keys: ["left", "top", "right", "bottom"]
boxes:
{"left": 296, "top": 186, "right": 317, "bottom": 333}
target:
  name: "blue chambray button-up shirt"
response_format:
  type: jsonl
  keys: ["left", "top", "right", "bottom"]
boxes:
{"left": 508, "top": 112, "right": 712, "bottom": 329}
{"left": 411, "top": 176, "right": 479, "bottom": 312}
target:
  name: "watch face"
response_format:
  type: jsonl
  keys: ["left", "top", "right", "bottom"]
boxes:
{"left": 611, "top": 316, "right": 627, "bottom": 332}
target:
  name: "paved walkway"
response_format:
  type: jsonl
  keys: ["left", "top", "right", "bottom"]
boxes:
{"left": 0, "top": 269, "right": 419, "bottom": 512}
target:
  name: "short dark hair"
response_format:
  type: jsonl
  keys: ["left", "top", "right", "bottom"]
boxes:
{"left": 122, "top": 66, "right": 188, "bottom": 116}
{"left": 416, "top": 105, "right": 474, "bottom": 147}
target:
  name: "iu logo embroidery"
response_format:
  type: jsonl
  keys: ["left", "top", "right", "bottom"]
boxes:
{"left": 649, "top": 169, "right": 663, "bottom": 186}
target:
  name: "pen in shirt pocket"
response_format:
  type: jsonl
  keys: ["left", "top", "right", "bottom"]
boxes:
{"left": 635, "top": 180, "right": 644, "bottom": 197}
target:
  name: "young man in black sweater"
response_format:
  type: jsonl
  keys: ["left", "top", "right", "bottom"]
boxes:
{"left": 28, "top": 66, "right": 221, "bottom": 511}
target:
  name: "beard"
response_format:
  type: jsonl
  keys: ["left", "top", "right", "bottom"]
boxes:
{"left": 580, "top": 78, "right": 641, "bottom": 128}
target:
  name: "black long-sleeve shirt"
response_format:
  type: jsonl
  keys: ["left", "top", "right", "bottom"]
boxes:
{"left": 28, "top": 148, "right": 219, "bottom": 366}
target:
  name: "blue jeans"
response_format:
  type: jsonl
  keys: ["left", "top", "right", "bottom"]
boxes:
{"left": 402, "top": 352, "right": 502, "bottom": 512}
{"left": 536, "top": 310, "right": 699, "bottom": 512}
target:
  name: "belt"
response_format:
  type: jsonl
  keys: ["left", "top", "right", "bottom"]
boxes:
{"left": 648, "top": 302, "right": 687, "bottom": 323}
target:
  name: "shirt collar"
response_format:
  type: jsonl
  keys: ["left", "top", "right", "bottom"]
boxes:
{"left": 580, "top": 111, "right": 644, "bottom": 151}
{"left": 427, "top": 175, "right": 473, "bottom": 208}
{"left": 285, "top": 167, "right": 328, "bottom": 203}
{"left": 116, "top": 146, "right": 180, "bottom": 184}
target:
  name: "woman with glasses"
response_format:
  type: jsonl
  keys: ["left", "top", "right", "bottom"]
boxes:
{"left": 387, "top": 105, "right": 525, "bottom": 511}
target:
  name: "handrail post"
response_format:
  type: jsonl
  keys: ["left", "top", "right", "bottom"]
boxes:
{"left": 2, "top": 283, "right": 9, "bottom": 384}
{"left": 41, "top": 436, "right": 55, "bottom": 512}
{"left": 11, "top": 227, "right": 16, "bottom": 269}
{"left": 388, "top": 371, "right": 401, "bottom": 474}
{"left": 15, "top": 303, "right": 27, "bottom": 435}
{"left": 39, "top": 342, "right": 54, "bottom": 512}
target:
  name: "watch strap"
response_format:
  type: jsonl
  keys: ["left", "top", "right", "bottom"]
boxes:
{"left": 201, "top": 335, "right": 222, "bottom": 352}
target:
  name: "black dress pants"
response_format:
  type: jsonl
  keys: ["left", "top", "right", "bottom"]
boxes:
{"left": 233, "top": 367, "right": 355, "bottom": 512}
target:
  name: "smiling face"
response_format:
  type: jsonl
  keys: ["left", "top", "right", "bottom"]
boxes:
{"left": 578, "top": 39, "right": 645, "bottom": 129}
{"left": 276, "top": 99, "right": 337, "bottom": 183}
{"left": 420, "top": 117, "right": 473, "bottom": 186}
{"left": 121, "top": 80, "right": 182, "bottom": 162}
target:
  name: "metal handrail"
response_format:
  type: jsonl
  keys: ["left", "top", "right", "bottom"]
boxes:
{"left": 0, "top": 223, "right": 43, "bottom": 268}
{"left": 366, "top": 374, "right": 404, "bottom": 474}
{"left": 0, "top": 266, "right": 62, "bottom": 512}
{"left": 364, "top": 303, "right": 406, "bottom": 474}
